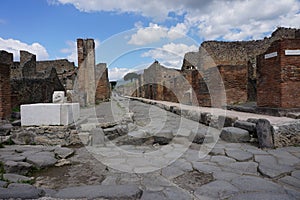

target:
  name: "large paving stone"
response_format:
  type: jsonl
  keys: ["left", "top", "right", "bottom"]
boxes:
{"left": 211, "top": 155, "right": 236, "bottom": 165}
{"left": 220, "top": 127, "right": 250, "bottom": 143}
{"left": 291, "top": 170, "right": 300, "bottom": 180}
{"left": 267, "top": 149, "right": 300, "bottom": 166}
{"left": 254, "top": 154, "right": 277, "bottom": 165}
{"left": 210, "top": 147, "right": 225, "bottom": 156}
{"left": 1, "top": 155, "right": 26, "bottom": 162}
{"left": 225, "top": 149, "right": 253, "bottom": 161}
{"left": 141, "top": 191, "right": 167, "bottom": 200}
{"left": 231, "top": 175, "right": 285, "bottom": 193}
{"left": 54, "top": 146, "right": 74, "bottom": 159}
{"left": 194, "top": 180, "right": 239, "bottom": 199}
{"left": 230, "top": 192, "right": 292, "bottom": 200}
{"left": 213, "top": 171, "right": 240, "bottom": 182}
{"left": 278, "top": 175, "right": 300, "bottom": 189}
{"left": 163, "top": 186, "right": 193, "bottom": 200}
{"left": 222, "top": 162, "right": 258, "bottom": 175}
{"left": 255, "top": 154, "right": 293, "bottom": 178}
{"left": 3, "top": 173, "right": 32, "bottom": 183}
{"left": 192, "top": 162, "right": 222, "bottom": 173}
{"left": 172, "top": 159, "right": 193, "bottom": 172}
{"left": 258, "top": 164, "right": 293, "bottom": 178}
{"left": 4, "top": 160, "right": 33, "bottom": 175}
{"left": 161, "top": 166, "right": 185, "bottom": 179}
{"left": 0, "top": 183, "right": 45, "bottom": 199}
{"left": 55, "top": 184, "right": 143, "bottom": 199}
{"left": 26, "top": 151, "right": 57, "bottom": 168}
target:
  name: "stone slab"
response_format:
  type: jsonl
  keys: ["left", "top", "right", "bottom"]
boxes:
{"left": 55, "top": 184, "right": 142, "bottom": 199}
{"left": 21, "top": 103, "right": 80, "bottom": 126}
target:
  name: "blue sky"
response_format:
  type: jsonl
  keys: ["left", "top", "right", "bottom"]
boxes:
{"left": 0, "top": 0, "right": 299, "bottom": 80}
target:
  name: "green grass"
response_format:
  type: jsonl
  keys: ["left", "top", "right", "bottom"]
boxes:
{"left": 18, "top": 179, "right": 35, "bottom": 185}
{"left": 12, "top": 106, "right": 20, "bottom": 112}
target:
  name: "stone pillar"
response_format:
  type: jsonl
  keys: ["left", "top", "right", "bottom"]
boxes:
{"left": 20, "top": 50, "right": 36, "bottom": 78}
{"left": 76, "top": 38, "right": 96, "bottom": 106}
{"left": 95, "top": 63, "right": 111, "bottom": 102}
{"left": 0, "top": 51, "right": 13, "bottom": 119}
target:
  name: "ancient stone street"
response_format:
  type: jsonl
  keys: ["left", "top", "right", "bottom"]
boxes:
{"left": 1, "top": 97, "right": 298, "bottom": 199}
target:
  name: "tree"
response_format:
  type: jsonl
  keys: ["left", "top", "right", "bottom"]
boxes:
{"left": 124, "top": 72, "right": 139, "bottom": 82}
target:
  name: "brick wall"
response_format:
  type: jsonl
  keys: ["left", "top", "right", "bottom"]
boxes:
{"left": 95, "top": 63, "right": 111, "bottom": 101}
{"left": 257, "top": 39, "right": 300, "bottom": 108}
{"left": 0, "top": 51, "right": 12, "bottom": 119}
{"left": 36, "top": 59, "right": 77, "bottom": 90}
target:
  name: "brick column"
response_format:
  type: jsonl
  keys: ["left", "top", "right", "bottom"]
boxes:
{"left": 0, "top": 51, "right": 13, "bottom": 119}
{"left": 76, "top": 38, "right": 96, "bottom": 106}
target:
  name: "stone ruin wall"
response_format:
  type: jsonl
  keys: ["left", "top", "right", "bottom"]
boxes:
{"left": 140, "top": 61, "right": 180, "bottom": 102}
{"left": 10, "top": 51, "right": 65, "bottom": 109}
{"left": 130, "top": 27, "right": 300, "bottom": 108}
{"left": 257, "top": 39, "right": 300, "bottom": 108}
{"left": 36, "top": 59, "right": 77, "bottom": 90}
{"left": 0, "top": 37, "right": 112, "bottom": 119}
{"left": 0, "top": 51, "right": 12, "bottom": 119}
{"left": 180, "top": 27, "right": 300, "bottom": 107}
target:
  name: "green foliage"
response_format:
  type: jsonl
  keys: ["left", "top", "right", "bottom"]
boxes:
{"left": 18, "top": 179, "right": 35, "bottom": 185}
{"left": 3, "top": 138, "right": 14, "bottom": 146}
{"left": 123, "top": 72, "right": 139, "bottom": 82}
{"left": 12, "top": 106, "right": 20, "bottom": 112}
{"left": 0, "top": 161, "right": 5, "bottom": 175}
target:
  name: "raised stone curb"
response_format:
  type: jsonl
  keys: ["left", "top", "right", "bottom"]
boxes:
{"left": 234, "top": 120, "right": 256, "bottom": 134}
{"left": 220, "top": 127, "right": 250, "bottom": 143}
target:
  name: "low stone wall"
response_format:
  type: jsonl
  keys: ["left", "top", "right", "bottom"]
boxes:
{"left": 10, "top": 126, "right": 81, "bottom": 146}
{"left": 130, "top": 97, "right": 300, "bottom": 148}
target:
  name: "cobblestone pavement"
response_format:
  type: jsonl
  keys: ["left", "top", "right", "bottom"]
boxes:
{"left": 71, "top": 96, "right": 300, "bottom": 199}
{"left": 1, "top": 96, "right": 299, "bottom": 199}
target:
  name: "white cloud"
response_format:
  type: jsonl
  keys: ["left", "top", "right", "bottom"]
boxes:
{"left": 51, "top": 0, "right": 188, "bottom": 22}
{"left": 108, "top": 67, "right": 133, "bottom": 81}
{"left": 60, "top": 40, "right": 77, "bottom": 63}
{"left": 128, "top": 23, "right": 189, "bottom": 45}
{"left": 52, "top": 0, "right": 300, "bottom": 41}
{"left": 193, "top": 0, "right": 300, "bottom": 40}
{"left": 128, "top": 23, "right": 168, "bottom": 45}
{"left": 0, "top": 37, "right": 49, "bottom": 61}
{"left": 142, "top": 43, "right": 198, "bottom": 68}
{"left": 168, "top": 23, "right": 189, "bottom": 40}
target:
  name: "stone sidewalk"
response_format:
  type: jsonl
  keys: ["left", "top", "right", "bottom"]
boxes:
{"left": 129, "top": 97, "right": 296, "bottom": 125}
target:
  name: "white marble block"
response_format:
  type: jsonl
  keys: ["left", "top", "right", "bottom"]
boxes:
{"left": 53, "top": 91, "right": 65, "bottom": 103}
{"left": 21, "top": 103, "right": 80, "bottom": 126}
